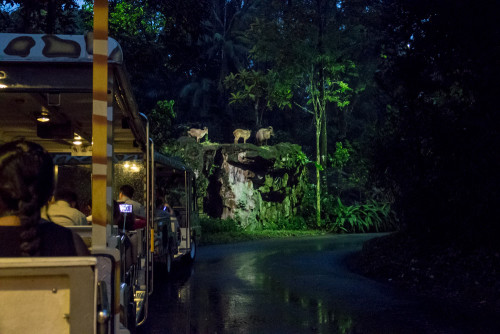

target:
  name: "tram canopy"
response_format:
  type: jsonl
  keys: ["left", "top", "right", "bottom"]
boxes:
{"left": 0, "top": 33, "right": 146, "bottom": 153}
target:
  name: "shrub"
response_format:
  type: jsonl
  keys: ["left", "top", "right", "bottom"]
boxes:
{"left": 199, "top": 217, "right": 239, "bottom": 234}
{"left": 299, "top": 183, "right": 323, "bottom": 229}
{"left": 274, "top": 216, "right": 307, "bottom": 230}
{"left": 328, "top": 197, "right": 397, "bottom": 233}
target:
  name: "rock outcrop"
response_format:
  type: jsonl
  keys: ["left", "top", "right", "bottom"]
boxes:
{"left": 165, "top": 138, "right": 308, "bottom": 229}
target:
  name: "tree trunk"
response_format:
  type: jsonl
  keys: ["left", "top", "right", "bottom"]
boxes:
{"left": 320, "top": 108, "right": 327, "bottom": 191}
{"left": 316, "top": 116, "right": 321, "bottom": 227}
{"left": 254, "top": 99, "right": 260, "bottom": 128}
{"left": 317, "top": 0, "right": 328, "bottom": 191}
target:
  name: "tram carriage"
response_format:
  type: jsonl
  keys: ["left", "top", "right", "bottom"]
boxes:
{"left": 0, "top": 32, "right": 200, "bottom": 333}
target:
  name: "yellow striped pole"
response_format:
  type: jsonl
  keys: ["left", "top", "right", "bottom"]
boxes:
{"left": 92, "top": 0, "right": 111, "bottom": 248}
{"left": 92, "top": 2, "right": 123, "bottom": 329}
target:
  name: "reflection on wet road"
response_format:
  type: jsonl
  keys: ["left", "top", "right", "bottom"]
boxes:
{"left": 138, "top": 234, "right": 500, "bottom": 334}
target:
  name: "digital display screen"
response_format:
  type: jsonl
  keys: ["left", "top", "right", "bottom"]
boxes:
{"left": 119, "top": 203, "right": 133, "bottom": 213}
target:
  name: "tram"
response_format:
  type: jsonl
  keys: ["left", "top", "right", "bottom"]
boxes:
{"left": 0, "top": 32, "right": 200, "bottom": 333}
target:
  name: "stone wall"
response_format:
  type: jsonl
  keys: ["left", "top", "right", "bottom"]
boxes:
{"left": 165, "top": 138, "right": 308, "bottom": 229}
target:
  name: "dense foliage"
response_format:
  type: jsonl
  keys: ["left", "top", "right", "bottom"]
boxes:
{"left": 369, "top": 0, "right": 500, "bottom": 247}
{"left": 1, "top": 0, "right": 498, "bottom": 244}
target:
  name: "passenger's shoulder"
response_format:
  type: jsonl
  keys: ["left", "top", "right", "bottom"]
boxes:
{"left": 72, "top": 208, "right": 87, "bottom": 218}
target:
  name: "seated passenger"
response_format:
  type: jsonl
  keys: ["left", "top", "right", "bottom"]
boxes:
{"left": 84, "top": 200, "right": 92, "bottom": 223}
{"left": 163, "top": 200, "right": 175, "bottom": 216}
{"left": 154, "top": 196, "right": 174, "bottom": 217}
{"left": 0, "top": 140, "right": 89, "bottom": 257}
{"left": 118, "top": 184, "right": 146, "bottom": 218}
{"left": 155, "top": 196, "right": 180, "bottom": 244}
{"left": 42, "top": 188, "right": 88, "bottom": 227}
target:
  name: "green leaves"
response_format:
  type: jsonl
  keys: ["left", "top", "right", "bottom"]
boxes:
{"left": 224, "top": 69, "right": 267, "bottom": 104}
{"left": 329, "top": 142, "right": 351, "bottom": 169}
{"left": 150, "top": 99, "right": 176, "bottom": 147}
{"left": 295, "top": 151, "right": 311, "bottom": 166}
{"left": 327, "top": 197, "right": 396, "bottom": 233}
{"left": 224, "top": 68, "right": 287, "bottom": 125}
{"left": 313, "top": 162, "right": 324, "bottom": 171}
{"left": 107, "top": 1, "right": 165, "bottom": 38}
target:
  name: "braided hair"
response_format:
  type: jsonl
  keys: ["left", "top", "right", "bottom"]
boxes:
{"left": 0, "top": 140, "right": 55, "bottom": 256}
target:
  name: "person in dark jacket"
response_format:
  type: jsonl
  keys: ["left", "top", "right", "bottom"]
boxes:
{"left": 0, "top": 140, "right": 88, "bottom": 257}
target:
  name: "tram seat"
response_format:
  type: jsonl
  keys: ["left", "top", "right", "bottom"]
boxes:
{"left": 127, "top": 232, "right": 139, "bottom": 266}
{"left": 67, "top": 225, "right": 92, "bottom": 248}
{"left": 133, "top": 227, "right": 144, "bottom": 260}
{"left": 92, "top": 248, "right": 119, "bottom": 334}
{"left": 109, "top": 229, "right": 140, "bottom": 274}
{"left": 0, "top": 257, "right": 97, "bottom": 334}
{"left": 116, "top": 234, "right": 135, "bottom": 280}
{"left": 123, "top": 235, "right": 134, "bottom": 271}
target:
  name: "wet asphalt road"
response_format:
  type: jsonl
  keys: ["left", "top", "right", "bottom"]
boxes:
{"left": 138, "top": 234, "right": 500, "bottom": 334}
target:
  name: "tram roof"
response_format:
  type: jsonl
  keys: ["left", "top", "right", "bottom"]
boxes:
{"left": 154, "top": 152, "right": 192, "bottom": 174}
{"left": 0, "top": 33, "right": 123, "bottom": 64}
{"left": 49, "top": 151, "right": 192, "bottom": 175}
{"left": 0, "top": 33, "right": 146, "bottom": 153}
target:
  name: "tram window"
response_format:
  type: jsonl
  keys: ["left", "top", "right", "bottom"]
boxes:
{"left": 55, "top": 164, "right": 91, "bottom": 213}
{"left": 114, "top": 160, "right": 146, "bottom": 204}
{"left": 155, "top": 168, "right": 185, "bottom": 209}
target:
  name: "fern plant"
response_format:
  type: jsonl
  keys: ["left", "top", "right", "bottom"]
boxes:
{"left": 329, "top": 198, "right": 396, "bottom": 233}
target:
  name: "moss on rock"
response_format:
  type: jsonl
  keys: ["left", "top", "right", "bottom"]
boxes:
{"left": 164, "top": 138, "right": 308, "bottom": 229}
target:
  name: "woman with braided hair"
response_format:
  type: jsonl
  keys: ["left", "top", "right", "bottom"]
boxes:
{"left": 0, "top": 140, "right": 88, "bottom": 256}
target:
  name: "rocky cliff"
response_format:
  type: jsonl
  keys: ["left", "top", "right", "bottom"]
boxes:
{"left": 165, "top": 138, "right": 308, "bottom": 229}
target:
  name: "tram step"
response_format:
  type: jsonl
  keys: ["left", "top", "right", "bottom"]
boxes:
{"left": 175, "top": 248, "right": 189, "bottom": 257}
{"left": 135, "top": 290, "right": 146, "bottom": 323}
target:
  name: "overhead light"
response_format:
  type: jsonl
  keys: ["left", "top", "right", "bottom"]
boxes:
{"left": 73, "top": 133, "right": 82, "bottom": 145}
{"left": 122, "top": 161, "right": 140, "bottom": 172}
{"left": 36, "top": 111, "right": 50, "bottom": 122}
{"left": 0, "top": 71, "right": 6, "bottom": 88}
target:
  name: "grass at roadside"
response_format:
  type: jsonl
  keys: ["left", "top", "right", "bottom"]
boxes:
{"left": 199, "top": 229, "right": 326, "bottom": 246}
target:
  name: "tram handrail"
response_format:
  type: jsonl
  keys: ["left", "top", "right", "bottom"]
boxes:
{"left": 150, "top": 138, "right": 155, "bottom": 296}
{"left": 137, "top": 112, "right": 150, "bottom": 327}
{"left": 97, "top": 281, "right": 110, "bottom": 334}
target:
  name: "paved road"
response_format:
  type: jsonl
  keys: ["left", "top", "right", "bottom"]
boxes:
{"left": 138, "top": 234, "right": 500, "bottom": 334}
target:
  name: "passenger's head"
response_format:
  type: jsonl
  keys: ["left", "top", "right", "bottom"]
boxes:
{"left": 0, "top": 140, "right": 55, "bottom": 256}
{"left": 54, "top": 188, "right": 78, "bottom": 208}
{"left": 119, "top": 184, "right": 134, "bottom": 199}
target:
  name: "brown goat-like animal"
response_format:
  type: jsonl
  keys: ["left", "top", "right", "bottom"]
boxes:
{"left": 187, "top": 127, "right": 208, "bottom": 143}
{"left": 233, "top": 129, "right": 251, "bottom": 144}
{"left": 255, "top": 126, "right": 274, "bottom": 145}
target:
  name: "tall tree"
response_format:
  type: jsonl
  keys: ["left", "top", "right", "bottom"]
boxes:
{"left": 247, "top": 0, "right": 355, "bottom": 226}
{"left": 1, "top": 0, "right": 80, "bottom": 33}
{"left": 82, "top": 0, "right": 208, "bottom": 117}
{"left": 179, "top": 0, "right": 255, "bottom": 124}
{"left": 224, "top": 69, "right": 268, "bottom": 127}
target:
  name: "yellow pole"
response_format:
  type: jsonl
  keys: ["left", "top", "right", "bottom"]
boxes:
{"left": 92, "top": 0, "right": 122, "bottom": 326}
{"left": 92, "top": 0, "right": 111, "bottom": 248}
